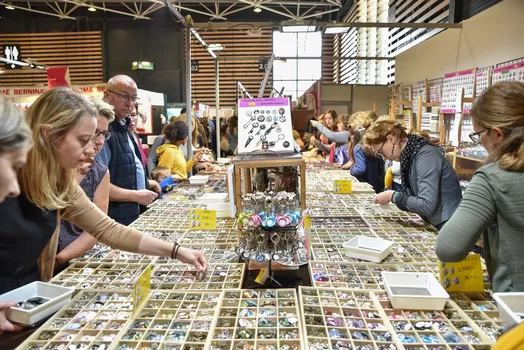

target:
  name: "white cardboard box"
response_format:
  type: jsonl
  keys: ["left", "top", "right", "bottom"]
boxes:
{"left": 493, "top": 292, "right": 524, "bottom": 328}
{"left": 189, "top": 175, "right": 210, "bottom": 185}
{"left": 342, "top": 236, "right": 394, "bottom": 263}
{"left": 382, "top": 272, "right": 450, "bottom": 310}
{"left": 0, "top": 282, "right": 74, "bottom": 326}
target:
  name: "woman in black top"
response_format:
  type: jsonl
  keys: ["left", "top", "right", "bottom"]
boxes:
{"left": 0, "top": 94, "right": 33, "bottom": 332}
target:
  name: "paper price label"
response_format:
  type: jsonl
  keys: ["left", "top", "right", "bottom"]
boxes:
{"left": 334, "top": 180, "right": 352, "bottom": 194}
{"left": 304, "top": 214, "right": 311, "bottom": 231}
{"left": 133, "top": 265, "right": 151, "bottom": 314}
{"left": 439, "top": 254, "right": 484, "bottom": 292}
{"left": 189, "top": 209, "right": 217, "bottom": 230}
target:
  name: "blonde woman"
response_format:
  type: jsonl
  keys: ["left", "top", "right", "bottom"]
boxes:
{"left": 437, "top": 82, "right": 524, "bottom": 292}
{"left": 55, "top": 100, "right": 114, "bottom": 269}
{"left": 0, "top": 94, "right": 32, "bottom": 332}
{"left": 0, "top": 88, "right": 207, "bottom": 298}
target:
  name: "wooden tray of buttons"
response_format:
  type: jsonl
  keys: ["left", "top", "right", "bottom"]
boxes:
{"left": 154, "top": 243, "right": 239, "bottom": 264}
{"left": 450, "top": 293, "right": 504, "bottom": 343}
{"left": 371, "top": 228, "right": 438, "bottom": 243}
{"left": 377, "top": 293, "right": 495, "bottom": 349}
{"left": 309, "top": 228, "right": 376, "bottom": 245}
{"left": 71, "top": 243, "right": 158, "bottom": 264}
{"left": 311, "top": 216, "right": 369, "bottom": 230}
{"left": 357, "top": 204, "right": 416, "bottom": 217}
{"left": 396, "top": 263, "right": 440, "bottom": 278}
{"left": 307, "top": 197, "right": 351, "bottom": 208}
{"left": 332, "top": 193, "right": 376, "bottom": 206}
{"left": 112, "top": 290, "right": 223, "bottom": 350}
{"left": 309, "top": 207, "right": 362, "bottom": 218}
{"left": 150, "top": 263, "right": 245, "bottom": 291}
{"left": 298, "top": 287, "right": 404, "bottom": 350}
{"left": 391, "top": 243, "right": 439, "bottom": 263}
{"left": 178, "top": 229, "right": 239, "bottom": 245}
{"left": 51, "top": 263, "right": 151, "bottom": 290}
{"left": 310, "top": 244, "right": 402, "bottom": 264}
{"left": 130, "top": 218, "right": 237, "bottom": 232}
{"left": 17, "top": 290, "right": 135, "bottom": 350}
{"left": 362, "top": 216, "right": 437, "bottom": 231}
{"left": 309, "top": 261, "right": 401, "bottom": 290}
{"left": 205, "top": 289, "right": 306, "bottom": 350}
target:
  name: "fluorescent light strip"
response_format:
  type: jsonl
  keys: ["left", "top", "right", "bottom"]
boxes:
{"left": 281, "top": 25, "right": 317, "bottom": 33}
{"left": 207, "top": 48, "right": 217, "bottom": 59}
{"left": 324, "top": 27, "right": 350, "bottom": 34}
{"left": 190, "top": 28, "right": 207, "bottom": 48}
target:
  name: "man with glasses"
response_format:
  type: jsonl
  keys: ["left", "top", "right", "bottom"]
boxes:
{"left": 97, "top": 75, "right": 159, "bottom": 225}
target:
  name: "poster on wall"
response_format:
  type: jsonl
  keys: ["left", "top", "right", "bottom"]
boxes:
{"left": 237, "top": 97, "right": 294, "bottom": 155}
{"left": 135, "top": 104, "right": 153, "bottom": 135}
{"left": 441, "top": 69, "right": 475, "bottom": 114}
{"left": 492, "top": 62, "right": 524, "bottom": 84}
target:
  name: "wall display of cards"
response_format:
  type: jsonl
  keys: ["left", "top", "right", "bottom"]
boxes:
{"left": 411, "top": 79, "right": 426, "bottom": 115}
{"left": 492, "top": 61, "right": 524, "bottom": 84}
{"left": 428, "top": 78, "right": 443, "bottom": 103}
{"left": 475, "top": 67, "right": 492, "bottom": 97}
{"left": 441, "top": 69, "right": 475, "bottom": 114}
{"left": 237, "top": 98, "right": 295, "bottom": 155}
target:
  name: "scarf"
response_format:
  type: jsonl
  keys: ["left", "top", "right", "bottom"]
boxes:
{"left": 399, "top": 133, "right": 441, "bottom": 192}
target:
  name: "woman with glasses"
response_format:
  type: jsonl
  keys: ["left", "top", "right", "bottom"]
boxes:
{"left": 363, "top": 117, "right": 461, "bottom": 229}
{"left": 54, "top": 100, "right": 114, "bottom": 270}
{"left": 0, "top": 88, "right": 207, "bottom": 304}
{"left": 437, "top": 82, "right": 524, "bottom": 292}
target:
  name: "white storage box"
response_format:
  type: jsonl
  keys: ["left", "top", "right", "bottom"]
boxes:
{"left": 493, "top": 292, "right": 524, "bottom": 328}
{"left": 200, "top": 193, "right": 228, "bottom": 203}
{"left": 189, "top": 175, "right": 209, "bottom": 185}
{"left": 0, "top": 282, "right": 73, "bottom": 326}
{"left": 217, "top": 157, "right": 231, "bottom": 165}
{"left": 342, "top": 236, "right": 394, "bottom": 263}
{"left": 382, "top": 272, "right": 450, "bottom": 310}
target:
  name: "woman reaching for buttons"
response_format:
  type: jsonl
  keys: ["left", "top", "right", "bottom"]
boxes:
{"left": 0, "top": 88, "right": 207, "bottom": 314}
{"left": 363, "top": 117, "right": 461, "bottom": 229}
{"left": 437, "top": 82, "right": 524, "bottom": 292}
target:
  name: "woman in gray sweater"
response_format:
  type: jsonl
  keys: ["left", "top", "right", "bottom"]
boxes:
{"left": 436, "top": 82, "right": 524, "bottom": 293}
{"left": 363, "top": 118, "right": 462, "bottom": 228}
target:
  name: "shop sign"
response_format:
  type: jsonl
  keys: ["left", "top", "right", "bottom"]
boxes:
{"left": 258, "top": 59, "right": 268, "bottom": 72}
{"left": 191, "top": 60, "right": 199, "bottom": 73}
{"left": 132, "top": 265, "right": 151, "bottom": 314}
{"left": 132, "top": 61, "right": 154, "bottom": 71}
{"left": 3, "top": 44, "right": 22, "bottom": 69}
{"left": 0, "top": 84, "right": 107, "bottom": 98}
{"left": 189, "top": 209, "right": 217, "bottom": 230}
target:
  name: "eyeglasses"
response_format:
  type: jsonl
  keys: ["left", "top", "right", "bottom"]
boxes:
{"left": 469, "top": 129, "right": 488, "bottom": 144}
{"left": 107, "top": 90, "right": 140, "bottom": 103}
{"left": 92, "top": 129, "right": 112, "bottom": 141}
{"left": 376, "top": 139, "right": 387, "bottom": 156}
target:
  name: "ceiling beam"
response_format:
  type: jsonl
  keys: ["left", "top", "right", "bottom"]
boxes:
{"left": 167, "top": 1, "right": 227, "bottom": 20}
{"left": 0, "top": 0, "right": 75, "bottom": 19}
{"left": 59, "top": 0, "right": 150, "bottom": 19}
{"left": 299, "top": 8, "right": 338, "bottom": 20}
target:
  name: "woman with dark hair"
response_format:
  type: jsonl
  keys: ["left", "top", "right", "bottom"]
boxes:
{"left": 157, "top": 121, "right": 204, "bottom": 179}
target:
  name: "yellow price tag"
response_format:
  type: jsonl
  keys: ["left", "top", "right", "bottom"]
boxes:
{"left": 304, "top": 214, "right": 311, "bottom": 231}
{"left": 255, "top": 268, "right": 269, "bottom": 285}
{"left": 189, "top": 209, "right": 217, "bottom": 230}
{"left": 133, "top": 265, "right": 151, "bottom": 314}
{"left": 439, "top": 254, "right": 484, "bottom": 292}
{"left": 334, "top": 180, "right": 352, "bottom": 194}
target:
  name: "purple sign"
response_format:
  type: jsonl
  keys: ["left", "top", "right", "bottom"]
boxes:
{"left": 239, "top": 98, "right": 289, "bottom": 108}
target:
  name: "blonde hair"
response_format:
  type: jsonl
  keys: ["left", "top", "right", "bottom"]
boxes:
{"left": 363, "top": 119, "right": 408, "bottom": 147}
{"left": 413, "top": 130, "right": 430, "bottom": 141}
{"left": 173, "top": 114, "right": 209, "bottom": 148}
{"left": 0, "top": 94, "right": 32, "bottom": 153}
{"left": 21, "top": 87, "right": 97, "bottom": 210}
{"left": 151, "top": 166, "right": 170, "bottom": 182}
{"left": 348, "top": 111, "right": 376, "bottom": 159}
{"left": 91, "top": 99, "right": 115, "bottom": 122}
{"left": 471, "top": 81, "right": 524, "bottom": 171}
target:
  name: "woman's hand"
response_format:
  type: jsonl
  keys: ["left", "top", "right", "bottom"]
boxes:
{"left": 192, "top": 151, "right": 204, "bottom": 163}
{"left": 373, "top": 190, "right": 395, "bottom": 205}
{"left": 0, "top": 302, "right": 23, "bottom": 334}
{"left": 176, "top": 247, "right": 208, "bottom": 272}
{"left": 310, "top": 120, "right": 319, "bottom": 128}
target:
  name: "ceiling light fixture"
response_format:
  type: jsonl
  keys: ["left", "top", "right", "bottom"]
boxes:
{"left": 281, "top": 25, "right": 317, "bottom": 33}
{"left": 88, "top": 3, "right": 96, "bottom": 12}
{"left": 207, "top": 48, "right": 217, "bottom": 59}
{"left": 207, "top": 44, "right": 224, "bottom": 51}
{"left": 5, "top": 2, "right": 15, "bottom": 10}
{"left": 253, "top": 6, "right": 262, "bottom": 13}
{"left": 324, "top": 27, "right": 351, "bottom": 34}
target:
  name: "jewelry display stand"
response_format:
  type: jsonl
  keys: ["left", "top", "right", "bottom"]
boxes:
{"left": 232, "top": 153, "right": 307, "bottom": 287}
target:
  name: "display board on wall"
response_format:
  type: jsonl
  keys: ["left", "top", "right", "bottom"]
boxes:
{"left": 492, "top": 62, "right": 524, "bottom": 84}
{"left": 237, "top": 98, "right": 294, "bottom": 155}
{"left": 428, "top": 78, "right": 443, "bottom": 103}
{"left": 475, "top": 67, "right": 492, "bottom": 97}
{"left": 441, "top": 69, "right": 475, "bottom": 114}
{"left": 411, "top": 79, "right": 426, "bottom": 114}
